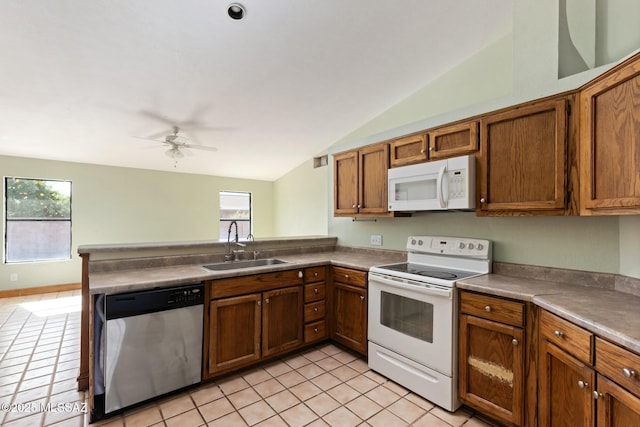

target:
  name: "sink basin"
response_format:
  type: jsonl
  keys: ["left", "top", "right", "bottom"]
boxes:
{"left": 202, "top": 258, "right": 289, "bottom": 271}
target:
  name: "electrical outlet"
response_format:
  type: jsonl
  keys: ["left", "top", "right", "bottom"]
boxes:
{"left": 10, "top": 273, "right": 18, "bottom": 282}
{"left": 370, "top": 235, "right": 383, "bottom": 246}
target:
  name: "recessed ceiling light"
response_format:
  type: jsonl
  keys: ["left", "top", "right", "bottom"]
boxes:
{"left": 228, "top": 3, "right": 246, "bottom": 20}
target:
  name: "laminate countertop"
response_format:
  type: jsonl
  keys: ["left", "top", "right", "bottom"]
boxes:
{"left": 457, "top": 273, "right": 640, "bottom": 354}
{"left": 88, "top": 249, "right": 405, "bottom": 295}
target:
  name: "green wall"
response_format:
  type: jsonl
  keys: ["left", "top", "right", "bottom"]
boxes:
{"left": 0, "top": 155, "right": 274, "bottom": 290}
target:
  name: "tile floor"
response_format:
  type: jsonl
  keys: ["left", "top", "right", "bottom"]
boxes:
{"left": 1, "top": 291, "right": 496, "bottom": 427}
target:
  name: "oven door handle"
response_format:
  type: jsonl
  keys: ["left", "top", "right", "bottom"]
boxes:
{"left": 370, "top": 274, "right": 452, "bottom": 298}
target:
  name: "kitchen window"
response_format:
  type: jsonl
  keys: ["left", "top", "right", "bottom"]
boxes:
{"left": 219, "top": 191, "right": 251, "bottom": 240}
{"left": 4, "top": 177, "right": 72, "bottom": 263}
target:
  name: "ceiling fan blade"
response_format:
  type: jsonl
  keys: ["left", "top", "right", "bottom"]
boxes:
{"left": 140, "top": 110, "right": 176, "bottom": 126}
{"left": 134, "top": 136, "right": 171, "bottom": 145}
{"left": 183, "top": 143, "right": 218, "bottom": 152}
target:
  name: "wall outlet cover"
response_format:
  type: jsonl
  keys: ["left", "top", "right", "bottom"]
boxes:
{"left": 370, "top": 235, "right": 383, "bottom": 246}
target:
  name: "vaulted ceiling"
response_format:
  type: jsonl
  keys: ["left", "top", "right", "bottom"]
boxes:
{"left": 0, "top": 1, "right": 512, "bottom": 180}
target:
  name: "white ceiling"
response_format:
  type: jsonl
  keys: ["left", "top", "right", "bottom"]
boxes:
{"left": 0, "top": 1, "right": 512, "bottom": 181}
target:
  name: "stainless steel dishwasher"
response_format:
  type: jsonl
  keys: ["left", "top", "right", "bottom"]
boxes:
{"left": 103, "top": 283, "right": 204, "bottom": 415}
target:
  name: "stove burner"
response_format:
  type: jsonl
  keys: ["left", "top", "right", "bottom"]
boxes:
{"left": 375, "top": 262, "right": 478, "bottom": 282}
{"left": 412, "top": 270, "right": 458, "bottom": 280}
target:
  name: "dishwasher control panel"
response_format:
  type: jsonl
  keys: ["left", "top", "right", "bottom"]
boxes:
{"left": 105, "top": 283, "right": 204, "bottom": 320}
{"left": 169, "top": 287, "right": 202, "bottom": 304}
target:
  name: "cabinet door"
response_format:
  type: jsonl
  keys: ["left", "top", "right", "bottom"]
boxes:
{"left": 459, "top": 314, "right": 524, "bottom": 426}
{"left": 539, "top": 339, "right": 595, "bottom": 427}
{"left": 579, "top": 54, "right": 640, "bottom": 215}
{"left": 331, "top": 282, "right": 367, "bottom": 355}
{"left": 262, "top": 286, "right": 303, "bottom": 357}
{"left": 333, "top": 150, "right": 359, "bottom": 215}
{"left": 478, "top": 98, "right": 567, "bottom": 215}
{"left": 428, "top": 121, "right": 479, "bottom": 160}
{"left": 389, "top": 134, "right": 427, "bottom": 167}
{"left": 209, "top": 294, "right": 261, "bottom": 375}
{"left": 358, "top": 143, "right": 389, "bottom": 214}
{"left": 596, "top": 374, "right": 640, "bottom": 427}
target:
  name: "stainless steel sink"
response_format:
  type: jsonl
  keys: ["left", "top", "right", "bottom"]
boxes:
{"left": 202, "top": 258, "right": 289, "bottom": 271}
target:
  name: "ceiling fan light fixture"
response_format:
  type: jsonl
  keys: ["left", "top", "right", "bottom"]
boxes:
{"left": 228, "top": 3, "right": 246, "bottom": 20}
{"left": 166, "top": 148, "right": 184, "bottom": 159}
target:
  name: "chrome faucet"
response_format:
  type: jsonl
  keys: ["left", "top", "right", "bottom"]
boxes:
{"left": 246, "top": 233, "right": 260, "bottom": 260}
{"left": 226, "top": 221, "right": 246, "bottom": 261}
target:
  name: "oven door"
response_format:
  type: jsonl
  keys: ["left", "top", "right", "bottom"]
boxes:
{"left": 368, "top": 272, "right": 455, "bottom": 376}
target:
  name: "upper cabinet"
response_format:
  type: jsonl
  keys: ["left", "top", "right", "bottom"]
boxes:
{"left": 334, "top": 142, "right": 390, "bottom": 217}
{"left": 477, "top": 97, "right": 568, "bottom": 216}
{"left": 579, "top": 53, "right": 640, "bottom": 215}
{"left": 427, "top": 120, "right": 479, "bottom": 160}
{"left": 389, "top": 134, "right": 427, "bottom": 167}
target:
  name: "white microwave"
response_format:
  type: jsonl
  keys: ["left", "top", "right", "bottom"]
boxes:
{"left": 388, "top": 155, "right": 475, "bottom": 212}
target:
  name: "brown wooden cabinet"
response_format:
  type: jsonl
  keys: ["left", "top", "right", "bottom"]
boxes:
{"left": 330, "top": 267, "right": 367, "bottom": 355}
{"left": 333, "top": 142, "right": 390, "bottom": 217}
{"left": 389, "top": 133, "right": 427, "bottom": 167}
{"left": 538, "top": 310, "right": 640, "bottom": 427}
{"left": 208, "top": 293, "right": 262, "bottom": 375}
{"left": 459, "top": 291, "right": 526, "bottom": 426}
{"left": 579, "top": 53, "right": 640, "bottom": 215}
{"left": 478, "top": 97, "right": 568, "bottom": 216}
{"left": 303, "top": 266, "right": 328, "bottom": 344}
{"left": 262, "top": 286, "right": 303, "bottom": 357}
{"left": 428, "top": 120, "right": 479, "bottom": 160}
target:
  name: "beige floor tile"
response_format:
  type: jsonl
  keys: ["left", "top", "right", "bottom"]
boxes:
{"left": 45, "top": 413, "right": 86, "bottom": 427}
{"left": 405, "top": 392, "right": 435, "bottom": 411}
{"left": 254, "top": 415, "right": 288, "bottom": 427}
{"left": 305, "top": 392, "right": 341, "bottom": 417}
{"left": 306, "top": 418, "right": 330, "bottom": 427}
{"left": 322, "top": 406, "right": 362, "bottom": 427}
{"left": 318, "top": 344, "right": 342, "bottom": 356}
{"left": 123, "top": 404, "right": 163, "bottom": 427}
{"left": 332, "top": 351, "right": 358, "bottom": 364}
{"left": 252, "top": 378, "right": 285, "bottom": 398}
{"left": 364, "top": 385, "right": 401, "bottom": 408}
{"left": 302, "top": 349, "right": 329, "bottom": 362}
{"left": 412, "top": 413, "right": 452, "bottom": 427}
{"left": 165, "top": 408, "right": 205, "bottom": 427}
{"left": 363, "top": 370, "right": 387, "bottom": 384}
{"left": 366, "top": 408, "right": 407, "bottom": 427}
{"left": 463, "top": 417, "right": 496, "bottom": 427}
{"left": 346, "top": 358, "right": 369, "bottom": 373}
{"left": 429, "top": 406, "right": 472, "bottom": 427}
{"left": 263, "top": 361, "right": 293, "bottom": 377}
{"left": 207, "top": 410, "right": 248, "bottom": 427}
{"left": 326, "top": 383, "right": 360, "bottom": 405}
{"left": 330, "top": 365, "right": 359, "bottom": 381}
{"left": 345, "top": 395, "right": 382, "bottom": 421}
{"left": 159, "top": 393, "right": 196, "bottom": 419}
{"left": 1, "top": 412, "right": 44, "bottom": 427}
{"left": 276, "top": 370, "right": 306, "bottom": 388}
{"left": 296, "top": 363, "right": 325, "bottom": 380}
{"left": 382, "top": 380, "right": 408, "bottom": 397}
{"left": 265, "top": 390, "right": 300, "bottom": 413}
{"left": 18, "top": 373, "right": 53, "bottom": 392}
{"left": 198, "top": 396, "right": 235, "bottom": 422}
{"left": 310, "top": 372, "right": 341, "bottom": 391}
{"left": 346, "top": 375, "right": 378, "bottom": 394}
{"left": 314, "top": 356, "right": 342, "bottom": 372}
{"left": 284, "top": 354, "right": 311, "bottom": 370}
{"left": 279, "top": 402, "right": 318, "bottom": 427}
{"left": 228, "top": 387, "right": 262, "bottom": 409}
{"left": 238, "top": 400, "right": 276, "bottom": 426}
{"left": 219, "top": 376, "right": 251, "bottom": 395}
{"left": 190, "top": 382, "right": 224, "bottom": 406}
{"left": 289, "top": 380, "right": 322, "bottom": 401}
{"left": 387, "top": 397, "right": 426, "bottom": 424}
{"left": 242, "top": 368, "right": 273, "bottom": 386}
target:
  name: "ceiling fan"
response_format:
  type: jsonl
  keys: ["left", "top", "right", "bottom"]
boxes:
{"left": 136, "top": 126, "right": 218, "bottom": 162}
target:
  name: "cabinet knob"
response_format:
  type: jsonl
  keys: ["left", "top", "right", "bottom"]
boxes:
{"left": 360, "top": 295, "right": 365, "bottom": 301}
{"left": 578, "top": 380, "right": 588, "bottom": 389}
{"left": 345, "top": 274, "right": 350, "bottom": 279}
{"left": 314, "top": 328, "right": 319, "bottom": 333}
{"left": 554, "top": 330, "right": 564, "bottom": 338}
{"left": 257, "top": 301, "right": 261, "bottom": 306}
{"left": 314, "top": 272, "right": 318, "bottom": 277}
{"left": 512, "top": 338, "right": 519, "bottom": 346}
{"left": 420, "top": 149, "right": 425, "bottom": 153}
{"left": 314, "top": 288, "right": 319, "bottom": 294}
{"left": 298, "top": 271, "right": 303, "bottom": 278}
{"left": 623, "top": 368, "right": 636, "bottom": 378}
{"left": 265, "top": 298, "right": 270, "bottom": 304}
{"left": 352, "top": 204, "right": 357, "bottom": 208}
{"left": 314, "top": 307, "right": 319, "bottom": 312}
{"left": 484, "top": 305, "right": 491, "bottom": 312}
{"left": 357, "top": 204, "right": 361, "bottom": 208}
{"left": 480, "top": 197, "right": 486, "bottom": 203}
{"left": 593, "top": 390, "right": 603, "bottom": 400}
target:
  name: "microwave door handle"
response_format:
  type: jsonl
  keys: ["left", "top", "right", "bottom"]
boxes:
{"left": 437, "top": 164, "right": 447, "bottom": 208}
{"left": 371, "top": 275, "right": 452, "bottom": 299}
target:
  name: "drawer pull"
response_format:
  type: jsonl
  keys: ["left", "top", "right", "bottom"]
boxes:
{"left": 360, "top": 295, "right": 365, "bottom": 301}
{"left": 484, "top": 305, "right": 491, "bottom": 312}
{"left": 512, "top": 339, "right": 519, "bottom": 346}
{"left": 314, "top": 272, "right": 318, "bottom": 277}
{"left": 314, "top": 307, "right": 319, "bottom": 312}
{"left": 314, "top": 328, "right": 319, "bottom": 332}
{"left": 345, "top": 274, "right": 350, "bottom": 279}
{"left": 265, "top": 298, "right": 270, "bottom": 304}
{"left": 554, "top": 330, "right": 564, "bottom": 338}
{"left": 623, "top": 368, "right": 636, "bottom": 378}
{"left": 593, "top": 391, "right": 603, "bottom": 400}
{"left": 314, "top": 288, "right": 319, "bottom": 294}
{"left": 298, "top": 271, "right": 303, "bottom": 278}
{"left": 578, "top": 380, "right": 588, "bottom": 389}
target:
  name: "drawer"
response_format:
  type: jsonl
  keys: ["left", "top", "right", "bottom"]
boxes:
{"left": 304, "top": 300, "right": 325, "bottom": 323}
{"left": 460, "top": 291, "right": 524, "bottom": 327}
{"left": 304, "top": 283, "right": 325, "bottom": 302}
{"left": 304, "top": 320, "right": 327, "bottom": 343}
{"left": 596, "top": 337, "right": 640, "bottom": 396}
{"left": 332, "top": 267, "right": 367, "bottom": 288}
{"left": 304, "top": 267, "right": 326, "bottom": 283}
{"left": 540, "top": 310, "right": 593, "bottom": 365}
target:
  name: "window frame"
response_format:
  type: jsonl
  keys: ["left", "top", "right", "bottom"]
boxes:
{"left": 219, "top": 190, "right": 252, "bottom": 241}
{"left": 4, "top": 176, "right": 72, "bottom": 264}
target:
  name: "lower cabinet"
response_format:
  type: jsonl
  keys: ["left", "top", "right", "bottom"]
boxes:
{"left": 458, "top": 291, "right": 526, "bottom": 427}
{"left": 262, "top": 286, "right": 303, "bottom": 357}
{"left": 330, "top": 267, "right": 368, "bottom": 355}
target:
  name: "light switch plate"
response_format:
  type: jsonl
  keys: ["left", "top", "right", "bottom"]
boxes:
{"left": 370, "top": 235, "right": 383, "bottom": 246}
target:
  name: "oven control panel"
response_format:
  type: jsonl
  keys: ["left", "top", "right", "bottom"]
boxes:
{"left": 407, "top": 235, "right": 491, "bottom": 258}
